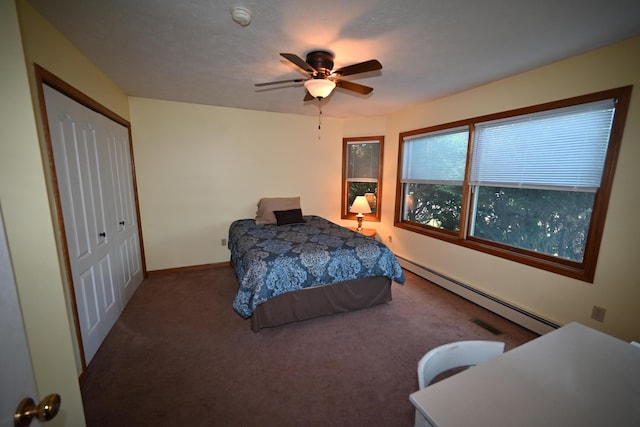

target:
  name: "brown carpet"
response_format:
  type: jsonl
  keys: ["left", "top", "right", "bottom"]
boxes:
{"left": 80, "top": 267, "right": 538, "bottom": 427}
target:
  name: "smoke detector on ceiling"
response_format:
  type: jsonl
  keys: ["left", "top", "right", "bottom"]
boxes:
{"left": 231, "top": 7, "right": 251, "bottom": 26}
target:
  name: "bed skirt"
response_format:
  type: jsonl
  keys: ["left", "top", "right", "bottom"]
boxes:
{"left": 250, "top": 276, "right": 392, "bottom": 331}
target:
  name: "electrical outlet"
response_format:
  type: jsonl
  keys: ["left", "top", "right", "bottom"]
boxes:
{"left": 591, "top": 305, "right": 606, "bottom": 322}
{"left": 221, "top": 238, "right": 227, "bottom": 246}
{"left": 387, "top": 235, "right": 392, "bottom": 243}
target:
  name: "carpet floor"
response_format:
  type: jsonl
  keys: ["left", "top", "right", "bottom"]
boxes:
{"left": 80, "top": 266, "right": 538, "bottom": 426}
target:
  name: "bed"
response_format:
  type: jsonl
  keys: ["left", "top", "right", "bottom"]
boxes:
{"left": 228, "top": 201, "right": 405, "bottom": 331}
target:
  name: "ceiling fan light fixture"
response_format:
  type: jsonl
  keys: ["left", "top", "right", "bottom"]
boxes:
{"left": 304, "top": 79, "right": 336, "bottom": 99}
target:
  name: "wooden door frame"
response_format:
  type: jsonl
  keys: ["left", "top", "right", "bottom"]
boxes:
{"left": 34, "top": 64, "right": 147, "bottom": 375}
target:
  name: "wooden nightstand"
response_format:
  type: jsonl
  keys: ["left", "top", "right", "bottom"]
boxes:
{"left": 349, "top": 227, "right": 377, "bottom": 238}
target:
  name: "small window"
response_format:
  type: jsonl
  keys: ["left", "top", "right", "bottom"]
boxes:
{"left": 342, "top": 136, "right": 384, "bottom": 222}
{"left": 395, "top": 86, "right": 632, "bottom": 282}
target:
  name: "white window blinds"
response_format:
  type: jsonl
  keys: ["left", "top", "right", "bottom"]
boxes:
{"left": 401, "top": 126, "right": 469, "bottom": 185}
{"left": 346, "top": 141, "right": 379, "bottom": 182}
{"left": 470, "top": 99, "right": 616, "bottom": 192}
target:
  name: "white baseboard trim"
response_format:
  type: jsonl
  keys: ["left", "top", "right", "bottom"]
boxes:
{"left": 397, "top": 256, "right": 559, "bottom": 336}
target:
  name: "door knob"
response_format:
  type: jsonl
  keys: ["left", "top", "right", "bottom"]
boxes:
{"left": 98, "top": 232, "right": 106, "bottom": 238}
{"left": 14, "top": 394, "right": 61, "bottom": 427}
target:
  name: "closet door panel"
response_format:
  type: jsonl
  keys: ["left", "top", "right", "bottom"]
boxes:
{"left": 95, "top": 253, "right": 120, "bottom": 341}
{"left": 77, "top": 264, "right": 101, "bottom": 362}
{"left": 120, "top": 233, "right": 142, "bottom": 303}
{"left": 46, "top": 87, "right": 111, "bottom": 266}
{"left": 77, "top": 267, "right": 100, "bottom": 338}
{"left": 76, "top": 252, "right": 119, "bottom": 363}
{"left": 49, "top": 116, "right": 94, "bottom": 262}
{"left": 106, "top": 121, "right": 143, "bottom": 304}
{"left": 44, "top": 85, "right": 123, "bottom": 364}
{"left": 97, "top": 252, "right": 119, "bottom": 321}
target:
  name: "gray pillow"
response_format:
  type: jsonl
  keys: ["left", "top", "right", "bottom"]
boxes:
{"left": 274, "top": 209, "right": 305, "bottom": 225}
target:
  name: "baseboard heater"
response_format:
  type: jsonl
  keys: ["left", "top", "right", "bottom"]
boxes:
{"left": 396, "top": 256, "right": 560, "bottom": 336}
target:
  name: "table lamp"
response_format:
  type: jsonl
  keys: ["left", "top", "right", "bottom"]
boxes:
{"left": 350, "top": 195, "right": 372, "bottom": 231}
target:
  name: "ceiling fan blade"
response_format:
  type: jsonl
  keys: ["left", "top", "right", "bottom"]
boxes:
{"left": 255, "top": 78, "right": 306, "bottom": 87}
{"left": 333, "top": 59, "right": 382, "bottom": 77}
{"left": 303, "top": 91, "right": 315, "bottom": 101}
{"left": 280, "top": 53, "right": 316, "bottom": 75}
{"left": 335, "top": 80, "right": 374, "bottom": 95}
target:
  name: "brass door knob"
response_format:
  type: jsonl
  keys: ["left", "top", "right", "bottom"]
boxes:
{"left": 14, "top": 394, "right": 61, "bottom": 427}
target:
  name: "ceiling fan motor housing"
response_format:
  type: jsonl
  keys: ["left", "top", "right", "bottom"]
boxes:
{"left": 305, "top": 50, "right": 334, "bottom": 78}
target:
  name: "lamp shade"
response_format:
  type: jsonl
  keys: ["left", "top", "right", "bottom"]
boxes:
{"left": 406, "top": 194, "right": 415, "bottom": 211}
{"left": 350, "top": 195, "right": 372, "bottom": 214}
{"left": 304, "top": 78, "right": 336, "bottom": 99}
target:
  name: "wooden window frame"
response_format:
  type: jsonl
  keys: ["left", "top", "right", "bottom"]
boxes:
{"left": 394, "top": 86, "right": 632, "bottom": 282}
{"left": 341, "top": 136, "right": 384, "bottom": 222}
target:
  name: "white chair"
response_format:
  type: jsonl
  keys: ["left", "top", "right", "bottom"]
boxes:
{"left": 414, "top": 340, "right": 505, "bottom": 427}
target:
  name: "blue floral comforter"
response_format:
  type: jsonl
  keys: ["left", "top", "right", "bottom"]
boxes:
{"left": 228, "top": 216, "right": 405, "bottom": 318}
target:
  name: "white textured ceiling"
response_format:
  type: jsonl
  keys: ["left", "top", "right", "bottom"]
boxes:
{"left": 27, "top": 0, "right": 640, "bottom": 118}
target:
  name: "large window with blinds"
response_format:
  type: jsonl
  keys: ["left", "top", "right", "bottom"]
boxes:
{"left": 395, "top": 86, "right": 632, "bottom": 281}
{"left": 342, "top": 136, "right": 384, "bottom": 222}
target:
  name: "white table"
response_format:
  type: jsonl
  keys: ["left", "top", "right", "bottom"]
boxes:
{"left": 409, "top": 322, "right": 640, "bottom": 427}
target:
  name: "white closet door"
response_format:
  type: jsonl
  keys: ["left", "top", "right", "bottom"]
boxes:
{"left": 44, "top": 85, "right": 121, "bottom": 363}
{"left": 43, "top": 84, "right": 142, "bottom": 364}
{"left": 104, "top": 118, "right": 143, "bottom": 304}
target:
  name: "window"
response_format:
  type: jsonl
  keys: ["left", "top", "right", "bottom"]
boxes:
{"left": 342, "top": 136, "right": 384, "bottom": 222}
{"left": 395, "top": 86, "right": 632, "bottom": 281}
{"left": 401, "top": 126, "right": 468, "bottom": 233}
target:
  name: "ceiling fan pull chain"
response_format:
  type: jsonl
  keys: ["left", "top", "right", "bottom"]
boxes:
{"left": 318, "top": 100, "right": 323, "bottom": 130}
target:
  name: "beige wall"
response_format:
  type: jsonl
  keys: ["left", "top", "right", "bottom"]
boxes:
{"left": 343, "top": 115, "right": 388, "bottom": 137}
{"left": 2, "top": 1, "right": 85, "bottom": 425}
{"left": 130, "top": 98, "right": 347, "bottom": 270}
{"left": 130, "top": 104, "right": 395, "bottom": 272}
{"left": 383, "top": 36, "right": 640, "bottom": 341}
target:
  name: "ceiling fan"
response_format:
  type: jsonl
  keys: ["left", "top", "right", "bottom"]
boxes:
{"left": 255, "top": 50, "right": 382, "bottom": 101}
